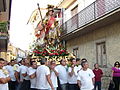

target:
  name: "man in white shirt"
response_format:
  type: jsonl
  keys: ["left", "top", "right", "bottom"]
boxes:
{"left": 36, "top": 58, "right": 54, "bottom": 90}
{"left": 19, "top": 59, "right": 30, "bottom": 90}
{"left": 15, "top": 59, "right": 30, "bottom": 90}
{"left": 55, "top": 59, "right": 68, "bottom": 90}
{"left": 0, "top": 58, "right": 11, "bottom": 90}
{"left": 15, "top": 59, "right": 25, "bottom": 90}
{"left": 7, "top": 60, "right": 18, "bottom": 90}
{"left": 49, "top": 61, "right": 58, "bottom": 90}
{"left": 77, "top": 61, "right": 95, "bottom": 90}
{"left": 3, "top": 60, "right": 9, "bottom": 69}
{"left": 74, "top": 58, "right": 82, "bottom": 78}
{"left": 76, "top": 58, "right": 82, "bottom": 70}
{"left": 28, "top": 61, "right": 37, "bottom": 90}
{"left": 68, "top": 58, "right": 79, "bottom": 90}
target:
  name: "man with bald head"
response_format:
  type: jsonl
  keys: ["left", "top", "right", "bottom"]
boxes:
{"left": 36, "top": 58, "right": 54, "bottom": 90}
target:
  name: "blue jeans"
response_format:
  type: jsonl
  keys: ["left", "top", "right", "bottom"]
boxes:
{"left": 8, "top": 81, "right": 18, "bottom": 90}
{"left": 94, "top": 81, "right": 101, "bottom": 90}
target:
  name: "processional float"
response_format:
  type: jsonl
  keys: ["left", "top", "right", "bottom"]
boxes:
{"left": 28, "top": 4, "right": 75, "bottom": 61}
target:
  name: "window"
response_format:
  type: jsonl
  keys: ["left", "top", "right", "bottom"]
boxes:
{"left": 0, "top": 0, "right": 6, "bottom": 12}
{"left": 71, "top": 5, "right": 78, "bottom": 16}
{"left": 73, "top": 47, "right": 79, "bottom": 58}
{"left": 0, "top": 38, "right": 7, "bottom": 52}
{"left": 96, "top": 42, "right": 107, "bottom": 67}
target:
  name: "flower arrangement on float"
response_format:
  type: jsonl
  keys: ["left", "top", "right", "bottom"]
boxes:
{"left": 33, "top": 47, "right": 69, "bottom": 57}
{"left": 29, "top": 4, "right": 71, "bottom": 60}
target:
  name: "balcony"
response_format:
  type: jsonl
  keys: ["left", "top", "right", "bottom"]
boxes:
{"left": 0, "top": 22, "right": 8, "bottom": 36}
{"left": 0, "top": 22, "right": 8, "bottom": 52}
{"left": 61, "top": 0, "right": 120, "bottom": 40}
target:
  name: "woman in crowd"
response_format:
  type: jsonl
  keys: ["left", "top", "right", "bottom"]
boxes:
{"left": 111, "top": 61, "right": 120, "bottom": 90}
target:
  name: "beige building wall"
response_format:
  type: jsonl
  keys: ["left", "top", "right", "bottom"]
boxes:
{"left": 66, "top": 21, "right": 120, "bottom": 89}
{"left": 6, "top": 44, "right": 18, "bottom": 61}
{"left": 0, "top": 0, "right": 10, "bottom": 21}
{"left": 0, "top": 52, "right": 7, "bottom": 60}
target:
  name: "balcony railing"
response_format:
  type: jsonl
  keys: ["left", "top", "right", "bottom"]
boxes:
{"left": 0, "top": 22, "right": 8, "bottom": 36}
{"left": 61, "top": 0, "right": 120, "bottom": 35}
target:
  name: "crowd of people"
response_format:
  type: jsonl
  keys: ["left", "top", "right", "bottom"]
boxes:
{"left": 0, "top": 57, "right": 120, "bottom": 90}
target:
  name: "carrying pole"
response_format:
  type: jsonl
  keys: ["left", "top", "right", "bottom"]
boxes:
{"left": 37, "top": 3, "right": 43, "bottom": 23}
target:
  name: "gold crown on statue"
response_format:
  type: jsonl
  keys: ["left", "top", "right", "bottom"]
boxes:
{"left": 47, "top": 4, "right": 54, "bottom": 12}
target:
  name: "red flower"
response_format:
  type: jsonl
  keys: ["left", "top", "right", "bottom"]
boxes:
{"left": 55, "top": 53, "right": 59, "bottom": 56}
{"left": 43, "top": 54, "right": 45, "bottom": 56}
{"left": 49, "top": 53, "right": 53, "bottom": 56}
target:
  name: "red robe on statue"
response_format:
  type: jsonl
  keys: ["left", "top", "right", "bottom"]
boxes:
{"left": 46, "top": 16, "right": 55, "bottom": 34}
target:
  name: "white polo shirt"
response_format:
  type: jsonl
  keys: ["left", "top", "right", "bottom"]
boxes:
{"left": 74, "top": 65, "right": 82, "bottom": 76}
{"left": 20, "top": 65, "right": 30, "bottom": 80}
{"left": 68, "top": 66, "right": 78, "bottom": 84}
{"left": 16, "top": 65, "right": 24, "bottom": 82}
{"left": 55, "top": 65, "right": 68, "bottom": 84}
{"left": 36, "top": 65, "right": 50, "bottom": 89}
{"left": 28, "top": 67, "right": 37, "bottom": 89}
{"left": 0, "top": 69, "right": 9, "bottom": 90}
{"left": 77, "top": 68, "right": 95, "bottom": 90}
{"left": 50, "top": 67, "right": 58, "bottom": 88}
{"left": 6, "top": 65, "right": 16, "bottom": 81}
{"left": 3, "top": 65, "right": 10, "bottom": 70}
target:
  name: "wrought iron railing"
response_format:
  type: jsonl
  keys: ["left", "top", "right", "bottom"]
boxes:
{"left": 62, "top": 0, "right": 120, "bottom": 35}
{"left": 0, "top": 22, "right": 8, "bottom": 36}
{"left": 0, "top": 22, "right": 8, "bottom": 33}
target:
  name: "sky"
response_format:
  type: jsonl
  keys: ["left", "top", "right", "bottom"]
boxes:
{"left": 10, "top": 0, "right": 61, "bottom": 50}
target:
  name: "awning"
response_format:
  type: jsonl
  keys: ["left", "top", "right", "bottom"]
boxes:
{"left": 0, "top": 36, "right": 8, "bottom": 52}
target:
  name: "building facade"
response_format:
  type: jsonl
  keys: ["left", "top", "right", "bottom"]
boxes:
{"left": 17, "top": 48, "right": 27, "bottom": 62}
{"left": 7, "top": 43, "right": 18, "bottom": 61}
{"left": 7, "top": 43, "right": 27, "bottom": 62}
{"left": 59, "top": 0, "right": 120, "bottom": 89}
{"left": 0, "top": 0, "right": 12, "bottom": 60}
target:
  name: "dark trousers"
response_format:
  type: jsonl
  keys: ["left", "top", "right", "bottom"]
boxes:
{"left": 8, "top": 81, "right": 18, "bottom": 90}
{"left": 37, "top": 89, "right": 49, "bottom": 90}
{"left": 113, "top": 77, "right": 120, "bottom": 90}
{"left": 19, "top": 80, "right": 30, "bottom": 90}
{"left": 68, "top": 84, "right": 80, "bottom": 90}
{"left": 30, "top": 88, "right": 37, "bottom": 90}
{"left": 94, "top": 81, "right": 101, "bottom": 90}
{"left": 60, "top": 84, "right": 68, "bottom": 90}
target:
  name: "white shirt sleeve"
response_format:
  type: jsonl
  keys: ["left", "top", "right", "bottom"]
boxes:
{"left": 45, "top": 67, "right": 50, "bottom": 75}
{"left": 21, "top": 66, "right": 27, "bottom": 74}
{"left": 74, "top": 67, "right": 79, "bottom": 76}
{"left": 68, "top": 67, "right": 72, "bottom": 73}
{"left": 0, "top": 72, "right": 3, "bottom": 78}
{"left": 28, "top": 68, "right": 35, "bottom": 76}
{"left": 90, "top": 69, "right": 95, "bottom": 78}
{"left": 16, "top": 66, "right": 20, "bottom": 72}
{"left": 54, "top": 66, "right": 58, "bottom": 72}
{"left": 77, "top": 72, "right": 81, "bottom": 81}
{"left": 55, "top": 65, "right": 60, "bottom": 74}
